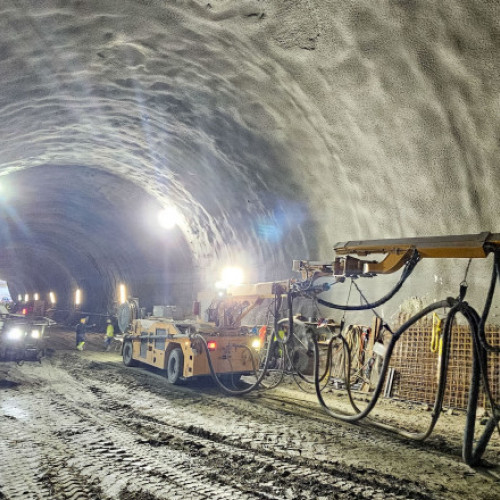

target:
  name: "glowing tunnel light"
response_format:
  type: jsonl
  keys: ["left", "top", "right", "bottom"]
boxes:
{"left": 34, "top": 293, "right": 39, "bottom": 301}
{"left": 24, "top": 294, "right": 29, "bottom": 302}
{"left": 49, "top": 291, "right": 56, "bottom": 304}
{"left": 157, "top": 206, "right": 181, "bottom": 230}
{"left": 75, "top": 288, "right": 81, "bottom": 306}
{"left": 218, "top": 266, "right": 244, "bottom": 288}
{"left": 119, "top": 283, "right": 127, "bottom": 305}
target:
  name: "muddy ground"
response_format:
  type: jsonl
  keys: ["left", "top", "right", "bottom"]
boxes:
{"left": 0, "top": 327, "right": 499, "bottom": 500}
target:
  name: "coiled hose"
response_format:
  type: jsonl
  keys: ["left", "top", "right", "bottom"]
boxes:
{"left": 192, "top": 332, "right": 281, "bottom": 396}
{"left": 313, "top": 291, "right": 500, "bottom": 465}
{"left": 313, "top": 298, "right": 457, "bottom": 427}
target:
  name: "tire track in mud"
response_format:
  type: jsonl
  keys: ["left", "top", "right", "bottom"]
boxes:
{"left": 59, "top": 355, "right": 438, "bottom": 499}
{"left": 2, "top": 352, "right": 498, "bottom": 499}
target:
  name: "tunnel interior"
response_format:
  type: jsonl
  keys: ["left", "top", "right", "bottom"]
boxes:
{"left": 0, "top": 1, "right": 498, "bottom": 324}
{"left": 0, "top": 165, "right": 194, "bottom": 318}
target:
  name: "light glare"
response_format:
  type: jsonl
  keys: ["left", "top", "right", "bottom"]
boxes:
{"left": 157, "top": 206, "right": 181, "bottom": 230}
{"left": 7, "top": 327, "right": 23, "bottom": 340}
{"left": 119, "top": 283, "right": 127, "bottom": 304}
{"left": 221, "top": 267, "right": 244, "bottom": 287}
{"left": 75, "top": 288, "right": 81, "bottom": 306}
{"left": 251, "top": 338, "right": 261, "bottom": 350}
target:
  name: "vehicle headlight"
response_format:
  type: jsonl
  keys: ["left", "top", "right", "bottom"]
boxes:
{"left": 251, "top": 338, "right": 261, "bottom": 350}
{"left": 7, "top": 327, "right": 23, "bottom": 340}
{"left": 31, "top": 329, "right": 40, "bottom": 339}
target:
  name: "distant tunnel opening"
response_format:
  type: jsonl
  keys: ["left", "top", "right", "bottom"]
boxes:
{"left": 0, "top": 165, "right": 196, "bottom": 321}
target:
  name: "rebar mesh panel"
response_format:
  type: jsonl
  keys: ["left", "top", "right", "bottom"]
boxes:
{"left": 389, "top": 317, "right": 500, "bottom": 410}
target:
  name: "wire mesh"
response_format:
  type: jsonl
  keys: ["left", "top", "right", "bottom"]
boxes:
{"left": 389, "top": 316, "right": 500, "bottom": 410}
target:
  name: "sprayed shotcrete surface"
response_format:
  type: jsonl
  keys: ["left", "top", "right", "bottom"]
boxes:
{"left": 0, "top": 327, "right": 499, "bottom": 499}
{"left": 0, "top": 2, "right": 499, "bottom": 497}
{"left": 0, "top": 1, "right": 499, "bottom": 316}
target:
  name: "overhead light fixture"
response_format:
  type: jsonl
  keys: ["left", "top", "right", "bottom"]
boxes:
{"left": 24, "top": 294, "right": 29, "bottom": 302}
{"left": 75, "top": 288, "right": 81, "bottom": 306}
{"left": 49, "top": 291, "right": 56, "bottom": 304}
{"left": 157, "top": 206, "right": 181, "bottom": 230}
{"left": 220, "top": 266, "right": 244, "bottom": 287}
{"left": 119, "top": 283, "right": 127, "bottom": 304}
{"left": 34, "top": 293, "right": 39, "bottom": 301}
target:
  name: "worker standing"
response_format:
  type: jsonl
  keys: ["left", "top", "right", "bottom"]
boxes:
{"left": 75, "top": 317, "right": 92, "bottom": 351}
{"left": 104, "top": 318, "right": 115, "bottom": 351}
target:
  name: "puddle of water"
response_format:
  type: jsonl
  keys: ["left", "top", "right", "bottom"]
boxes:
{"left": 0, "top": 398, "right": 30, "bottom": 420}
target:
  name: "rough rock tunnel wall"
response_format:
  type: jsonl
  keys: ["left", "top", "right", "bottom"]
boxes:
{"left": 0, "top": 1, "right": 498, "bottom": 323}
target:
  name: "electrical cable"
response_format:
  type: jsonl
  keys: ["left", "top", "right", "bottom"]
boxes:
{"left": 193, "top": 332, "right": 275, "bottom": 396}
{"left": 315, "top": 250, "right": 420, "bottom": 311}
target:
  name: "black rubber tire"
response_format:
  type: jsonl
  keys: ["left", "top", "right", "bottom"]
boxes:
{"left": 122, "top": 341, "right": 137, "bottom": 367}
{"left": 166, "top": 348, "right": 184, "bottom": 384}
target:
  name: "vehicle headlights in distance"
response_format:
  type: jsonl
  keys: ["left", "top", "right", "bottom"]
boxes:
{"left": 7, "top": 327, "right": 23, "bottom": 340}
{"left": 31, "top": 329, "right": 41, "bottom": 339}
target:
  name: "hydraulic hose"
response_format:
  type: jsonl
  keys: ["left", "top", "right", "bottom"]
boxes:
{"left": 192, "top": 330, "right": 284, "bottom": 396}
{"left": 314, "top": 295, "right": 500, "bottom": 463}
{"left": 316, "top": 250, "right": 420, "bottom": 311}
{"left": 290, "top": 332, "right": 334, "bottom": 393}
{"left": 462, "top": 302, "right": 500, "bottom": 465}
{"left": 313, "top": 298, "right": 457, "bottom": 429}
{"left": 478, "top": 250, "right": 500, "bottom": 353}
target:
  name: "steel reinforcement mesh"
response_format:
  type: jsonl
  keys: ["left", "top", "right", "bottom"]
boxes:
{"left": 389, "top": 316, "right": 500, "bottom": 410}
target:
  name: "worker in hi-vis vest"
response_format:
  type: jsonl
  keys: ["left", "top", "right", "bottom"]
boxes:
{"left": 104, "top": 318, "right": 115, "bottom": 351}
{"left": 75, "top": 317, "right": 93, "bottom": 351}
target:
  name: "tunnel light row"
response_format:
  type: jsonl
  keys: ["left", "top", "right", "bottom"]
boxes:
{"left": 74, "top": 284, "right": 127, "bottom": 306}
{"left": 17, "top": 284, "right": 128, "bottom": 307}
{"left": 17, "top": 292, "right": 56, "bottom": 304}
{"left": 16, "top": 266, "right": 244, "bottom": 309}
{"left": 74, "top": 283, "right": 128, "bottom": 306}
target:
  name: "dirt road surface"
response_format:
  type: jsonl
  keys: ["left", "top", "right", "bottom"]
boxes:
{"left": 1, "top": 327, "right": 499, "bottom": 499}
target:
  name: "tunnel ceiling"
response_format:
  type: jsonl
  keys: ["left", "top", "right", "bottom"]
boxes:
{"left": 0, "top": 1, "right": 499, "bottom": 317}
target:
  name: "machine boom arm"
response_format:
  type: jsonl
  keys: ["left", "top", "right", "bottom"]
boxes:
{"left": 295, "top": 232, "right": 500, "bottom": 277}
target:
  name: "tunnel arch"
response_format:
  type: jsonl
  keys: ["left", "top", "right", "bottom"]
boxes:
{"left": 0, "top": 1, "right": 498, "bottom": 322}
{"left": 0, "top": 165, "right": 197, "bottom": 317}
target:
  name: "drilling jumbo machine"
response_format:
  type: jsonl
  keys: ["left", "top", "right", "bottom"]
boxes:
{"left": 291, "top": 232, "right": 500, "bottom": 466}
{"left": 116, "top": 282, "right": 294, "bottom": 386}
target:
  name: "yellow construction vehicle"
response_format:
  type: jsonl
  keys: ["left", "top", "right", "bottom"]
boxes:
{"left": 117, "top": 283, "right": 289, "bottom": 384}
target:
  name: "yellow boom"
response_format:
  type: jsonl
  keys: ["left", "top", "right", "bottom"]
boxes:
{"left": 294, "top": 232, "right": 500, "bottom": 277}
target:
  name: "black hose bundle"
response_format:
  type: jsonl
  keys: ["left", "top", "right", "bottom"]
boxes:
{"left": 193, "top": 332, "right": 272, "bottom": 396}
{"left": 313, "top": 297, "right": 457, "bottom": 425}
{"left": 316, "top": 250, "right": 420, "bottom": 311}
{"left": 312, "top": 285, "right": 500, "bottom": 466}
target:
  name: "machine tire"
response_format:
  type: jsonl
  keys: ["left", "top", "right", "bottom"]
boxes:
{"left": 122, "top": 341, "right": 137, "bottom": 367}
{"left": 166, "top": 348, "right": 184, "bottom": 384}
